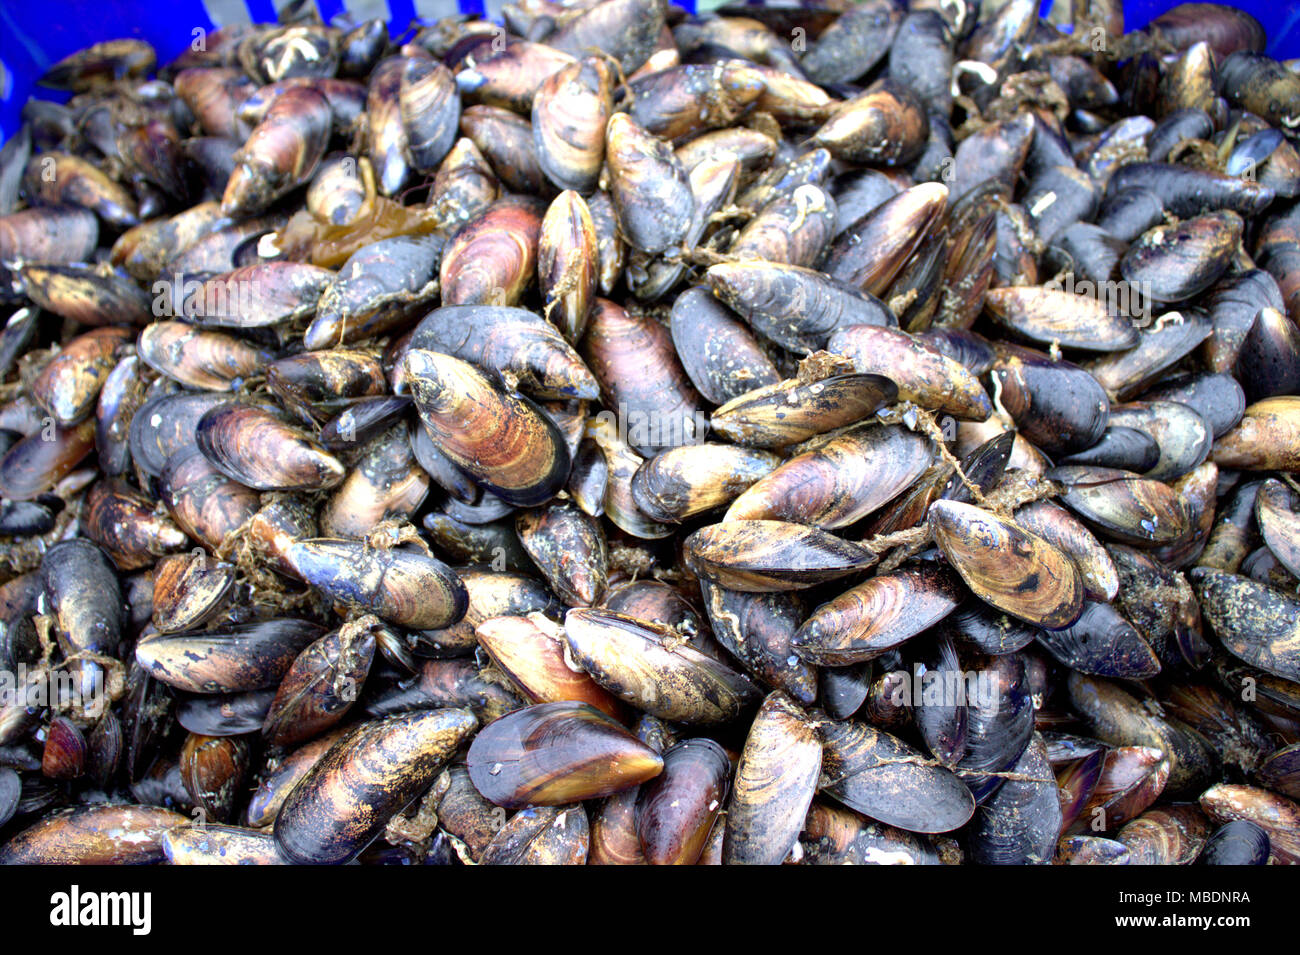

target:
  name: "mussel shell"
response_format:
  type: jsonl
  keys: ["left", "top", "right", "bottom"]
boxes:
{"left": 1195, "top": 820, "right": 1271, "bottom": 865}
{"left": 793, "top": 564, "right": 963, "bottom": 667}
{"left": 408, "top": 304, "right": 598, "bottom": 402}
{"left": 1199, "top": 782, "right": 1300, "bottom": 865}
{"left": 1191, "top": 568, "right": 1300, "bottom": 683}
{"left": 1117, "top": 805, "right": 1211, "bottom": 865}
{"left": 476, "top": 614, "right": 625, "bottom": 720}
{"left": 818, "top": 718, "right": 975, "bottom": 833}
{"left": 1035, "top": 600, "right": 1160, "bottom": 680}
{"left": 128, "top": 391, "right": 230, "bottom": 478}
{"left": 604, "top": 112, "right": 694, "bottom": 254}
{"left": 725, "top": 422, "right": 931, "bottom": 529}
{"left": 466, "top": 700, "right": 663, "bottom": 808}
{"left": 1212, "top": 396, "right": 1300, "bottom": 472}
{"left": 636, "top": 738, "right": 730, "bottom": 865}
{"left": 197, "top": 403, "right": 344, "bottom": 491}
{"left": 929, "top": 501, "right": 1084, "bottom": 630}
{"left": 564, "top": 608, "right": 760, "bottom": 724}
{"left": 134, "top": 619, "right": 325, "bottom": 693}
{"left": 707, "top": 261, "right": 896, "bottom": 355}
{"left": 1050, "top": 466, "right": 1191, "bottom": 547}
{"left": 966, "top": 734, "right": 1062, "bottom": 864}
{"left": 285, "top": 538, "right": 468, "bottom": 631}
{"left": 709, "top": 373, "right": 898, "bottom": 450}
{"left": 830, "top": 325, "right": 991, "bottom": 420}
{"left": 480, "top": 804, "right": 589, "bottom": 865}
{"left": 984, "top": 286, "right": 1138, "bottom": 352}
{"left": 723, "top": 692, "right": 821, "bottom": 865}
{"left": 699, "top": 581, "right": 817, "bottom": 706}
{"left": 515, "top": 501, "right": 608, "bottom": 606}
{"left": 669, "top": 286, "right": 781, "bottom": 404}
{"left": 163, "top": 824, "right": 289, "bottom": 865}
{"left": 405, "top": 349, "right": 571, "bottom": 507}
{"left": 632, "top": 443, "right": 781, "bottom": 523}
{"left": 1014, "top": 500, "right": 1120, "bottom": 602}
{"left": 990, "top": 343, "right": 1109, "bottom": 456}
{"left": 275, "top": 708, "right": 478, "bottom": 864}
{"left": 684, "top": 519, "right": 873, "bottom": 592}
{"left": 0, "top": 804, "right": 188, "bottom": 864}
{"left": 262, "top": 625, "right": 377, "bottom": 747}
{"left": 1256, "top": 479, "right": 1300, "bottom": 580}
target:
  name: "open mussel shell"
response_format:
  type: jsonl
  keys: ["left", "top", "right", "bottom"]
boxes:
{"left": 684, "top": 520, "right": 873, "bottom": 592}
{"left": 818, "top": 719, "right": 975, "bottom": 834}
{"left": 793, "top": 564, "right": 963, "bottom": 667}
{"left": 275, "top": 708, "right": 478, "bottom": 865}
{"left": 929, "top": 501, "right": 1084, "bottom": 630}
{"left": 466, "top": 700, "right": 663, "bottom": 808}
{"left": 724, "top": 692, "right": 821, "bottom": 865}
{"left": 564, "top": 608, "right": 760, "bottom": 724}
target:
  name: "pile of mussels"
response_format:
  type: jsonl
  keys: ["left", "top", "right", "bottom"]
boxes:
{"left": 0, "top": 0, "right": 1299, "bottom": 866}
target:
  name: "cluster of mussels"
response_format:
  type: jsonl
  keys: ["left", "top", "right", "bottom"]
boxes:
{"left": 0, "top": 0, "right": 1299, "bottom": 866}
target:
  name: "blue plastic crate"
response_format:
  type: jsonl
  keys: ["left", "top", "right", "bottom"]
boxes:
{"left": 2, "top": 0, "right": 1299, "bottom": 142}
